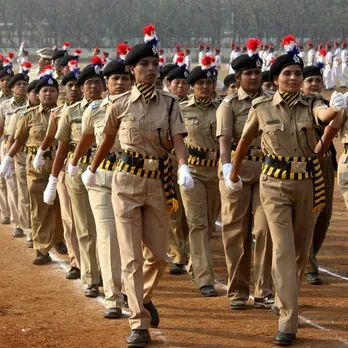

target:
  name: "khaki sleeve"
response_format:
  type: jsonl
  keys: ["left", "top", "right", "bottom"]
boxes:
{"left": 329, "top": 109, "right": 345, "bottom": 129}
{"left": 46, "top": 110, "right": 59, "bottom": 138}
{"left": 55, "top": 109, "right": 71, "bottom": 143}
{"left": 216, "top": 100, "right": 233, "bottom": 137}
{"left": 103, "top": 102, "right": 120, "bottom": 135}
{"left": 7, "top": 113, "right": 20, "bottom": 137}
{"left": 169, "top": 99, "right": 187, "bottom": 137}
{"left": 241, "top": 107, "right": 261, "bottom": 140}
{"left": 14, "top": 115, "right": 29, "bottom": 143}
{"left": 82, "top": 106, "right": 94, "bottom": 135}
{"left": 0, "top": 104, "right": 5, "bottom": 129}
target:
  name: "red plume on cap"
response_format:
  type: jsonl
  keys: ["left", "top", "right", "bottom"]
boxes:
{"left": 198, "top": 42, "right": 204, "bottom": 48}
{"left": 7, "top": 52, "right": 14, "bottom": 60}
{"left": 342, "top": 40, "right": 347, "bottom": 47}
{"left": 247, "top": 38, "right": 261, "bottom": 56}
{"left": 270, "top": 58, "right": 276, "bottom": 65}
{"left": 326, "top": 42, "right": 331, "bottom": 47}
{"left": 159, "top": 57, "right": 164, "bottom": 63}
{"left": 23, "top": 61, "right": 32, "bottom": 69}
{"left": 68, "top": 60, "right": 78, "bottom": 69}
{"left": 334, "top": 40, "right": 339, "bottom": 46}
{"left": 175, "top": 43, "right": 181, "bottom": 49}
{"left": 63, "top": 41, "right": 70, "bottom": 50}
{"left": 74, "top": 48, "right": 82, "bottom": 55}
{"left": 91, "top": 56, "right": 103, "bottom": 65}
{"left": 268, "top": 43, "right": 273, "bottom": 49}
{"left": 176, "top": 55, "right": 184, "bottom": 64}
{"left": 0, "top": 54, "right": 3, "bottom": 61}
{"left": 117, "top": 42, "right": 128, "bottom": 58}
{"left": 308, "top": 40, "right": 313, "bottom": 47}
{"left": 281, "top": 35, "right": 296, "bottom": 46}
{"left": 319, "top": 48, "right": 327, "bottom": 56}
{"left": 201, "top": 55, "right": 212, "bottom": 69}
{"left": 183, "top": 45, "right": 187, "bottom": 50}
{"left": 177, "top": 51, "right": 184, "bottom": 56}
{"left": 205, "top": 43, "right": 210, "bottom": 49}
{"left": 230, "top": 40, "right": 234, "bottom": 48}
{"left": 143, "top": 24, "right": 155, "bottom": 37}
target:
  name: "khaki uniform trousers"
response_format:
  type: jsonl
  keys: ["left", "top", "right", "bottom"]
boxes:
{"left": 168, "top": 156, "right": 189, "bottom": 264}
{"left": 1, "top": 142, "right": 20, "bottom": 229}
{"left": 113, "top": 170, "right": 169, "bottom": 330}
{"left": 338, "top": 151, "right": 348, "bottom": 209}
{"left": 0, "top": 171, "right": 9, "bottom": 220}
{"left": 65, "top": 162, "right": 99, "bottom": 285}
{"left": 180, "top": 165, "right": 220, "bottom": 289}
{"left": 307, "top": 156, "right": 334, "bottom": 274}
{"left": 57, "top": 170, "right": 80, "bottom": 269}
{"left": 260, "top": 174, "right": 316, "bottom": 334}
{"left": 27, "top": 157, "right": 63, "bottom": 255}
{"left": 219, "top": 160, "right": 272, "bottom": 301}
{"left": 14, "top": 151, "right": 31, "bottom": 240}
{"left": 87, "top": 168, "right": 123, "bottom": 309}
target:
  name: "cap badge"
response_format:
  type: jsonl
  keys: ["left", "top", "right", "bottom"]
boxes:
{"left": 256, "top": 59, "right": 262, "bottom": 68}
{"left": 152, "top": 45, "right": 159, "bottom": 55}
{"left": 48, "top": 78, "right": 53, "bottom": 85}
{"left": 206, "top": 71, "right": 211, "bottom": 78}
{"left": 293, "top": 55, "right": 300, "bottom": 63}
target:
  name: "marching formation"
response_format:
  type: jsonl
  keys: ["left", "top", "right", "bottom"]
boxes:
{"left": 1, "top": 26, "right": 348, "bottom": 348}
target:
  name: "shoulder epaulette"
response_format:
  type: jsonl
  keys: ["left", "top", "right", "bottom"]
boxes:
{"left": 252, "top": 95, "right": 273, "bottom": 107}
{"left": 222, "top": 91, "right": 238, "bottom": 103}
{"left": 113, "top": 90, "right": 131, "bottom": 103}
{"left": 89, "top": 99, "right": 103, "bottom": 110}
{"left": 51, "top": 104, "right": 65, "bottom": 113}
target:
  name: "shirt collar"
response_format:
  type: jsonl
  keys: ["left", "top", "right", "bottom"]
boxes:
{"left": 129, "top": 85, "right": 159, "bottom": 104}
{"left": 272, "top": 90, "right": 309, "bottom": 107}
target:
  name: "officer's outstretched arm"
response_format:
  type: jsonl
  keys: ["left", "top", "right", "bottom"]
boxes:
{"left": 70, "top": 133, "right": 95, "bottom": 166}
{"left": 230, "top": 137, "right": 253, "bottom": 183}
{"left": 172, "top": 134, "right": 188, "bottom": 167}
{"left": 89, "top": 134, "right": 116, "bottom": 173}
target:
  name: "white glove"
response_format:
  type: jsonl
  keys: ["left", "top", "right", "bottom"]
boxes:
{"left": 81, "top": 167, "right": 96, "bottom": 187}
{"left": 0, "top": 154, "right": 13, "bottom": 177}
{"left": 226, "top": 174, "right": 243, "bottom": 192}
{"left": 330, "top": 91, "right": 347, "bottom": 112}
{"left": 177, "top": 164, "right": 194, "bottom": 190}
{"left": 43, "top": 175, "right": 58, "bottom": 205}
{"left": 4, "top": 165, "right": 14, "bottom": 179}
{"left": 32, "top": 147, "right": 45, "bottom": 170}
{"left": 68, "top": 161, "right": 79, "bottom": 179}
{"left": 222, "top": 163, "right": 233, "bottom": 190}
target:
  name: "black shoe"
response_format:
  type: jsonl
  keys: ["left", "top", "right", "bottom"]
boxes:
{"left": 123, "top": 293, "right": 129, "bottom": 308}
{"left": 305, "top": 272, "right": 322, "bottom": 285}
{"left": 170, "top": 263, "right": 186, "bottom": 274}
{"left": 33, "top": 251, "right": 51, "bottom": 265}
{"left": 84, "top": 284, "right": 99, "bottom": 298}
{"left": 199, "top": 285, "right": 218, "bottom": 297}
{"left": 126, "top": 329, "right": 151, "bottom": 347}
{"left": 1, "top": 217, "right": 10, "bottom": 224}
{"left": 66, "top": 267, "right": 80, "bottom": 280}
{"left": 274, "top": 331, "right": 296, "bottom": 346}
{"left": 254, "top": 294, "right": 275, "bottom": 309}
{"left": 104, "top": 307, "right": 122, "bottom": 319}
{"left": 55, "top": 241, "right": 67, "bottom": 255}
{"left": 12, "top": 228, "right": 24, "bottom": 238}
{"left": 230, "top": 298, "right": 247, "bottom": 310}
{"left": 26, "top": 239, "right": 33, "bottom": 248}
{"left": 144, "top": 301, "right": 159, "bottom": 328}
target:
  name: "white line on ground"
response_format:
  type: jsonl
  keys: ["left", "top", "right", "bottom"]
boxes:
{"left": 319, "top": 267, "right": 348, "bottom": 281}
{"left": 50, "top": 252, "right": 169, "bottom": 344}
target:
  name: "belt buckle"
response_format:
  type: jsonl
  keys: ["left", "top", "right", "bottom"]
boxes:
{"left": 250, "top": 149, "right": 262, "bottom": 157}
{"left": 144, "top": 158, "right": 159, "bottom": 171}
{"left": 290, "top": 161, "right": 307, "bottom": 173}
{"left": 206, "top": 151, "right": 217, "bottom": 160}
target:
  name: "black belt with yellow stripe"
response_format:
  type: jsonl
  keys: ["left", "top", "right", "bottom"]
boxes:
{"left": 99, "top": 152, "right": 121, "bottom": 171}
{"left": 21, "top": 145, "right": 29, "bottom": 153}
{"left": 231, "top": 142, "right": 264, "bottom": 162}
{"left": 68, "top": 143, "right": 95, "bottom": 165}
{"left": 117, "top": 149, "right": 178, "bottom": 213}
{"left": 262, "top": 154, "right": 325, "bottom": 212}
{"left": 186, "top": 144, "right": 219, "bottom": 167}
{"left": 344, "top": 143, "right": 348, "bottom": 155}
{"left": 28, "top": 146, "right": 58, "bottom": 160}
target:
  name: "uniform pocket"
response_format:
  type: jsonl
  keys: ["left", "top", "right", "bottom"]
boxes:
{"left": 119, "top": 120, "right": 140, "bottom": 144}
{"left": 71, "top": 120, "right": 82, "bottom": 140}
{"left": 263, "top": 123, "right": 284, "bottom": 150}
{"left": 29, "top": 125, "right": 46, "bottom": 142}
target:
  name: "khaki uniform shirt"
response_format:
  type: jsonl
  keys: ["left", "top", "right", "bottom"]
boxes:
{"left": 241, "top": 91, "right": 327, "bottom": 158}
{"left": 15, "top": 105, "right": 58, "bottom": 148}
{"left": 103, "top": 86, "right": 186, "bottom": 158}
{"left": 0, "top": 91, "right": 13, "bottom": 105}
{"left": 28, "top": 68, "right": 40, "bottom": 82}
{"left": 180, "top": 93, "right": 221, "bottom": 150}
{"left": 0, "top": 97, "right": 27, "bottom": 136}
{"left": 7, "top": 102, "right": 32, "bottom": 137}
{"left": 46, "top": 103, "right": 69, "bottom": 138}
{"left": 83, "top": 95, "right": 122, "bottom": 153}
{"left": 216, "top": 87, "right": 264, "bottom": 149}
{"left": 55, "top": 98, "right": 91, "bottom": 145}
